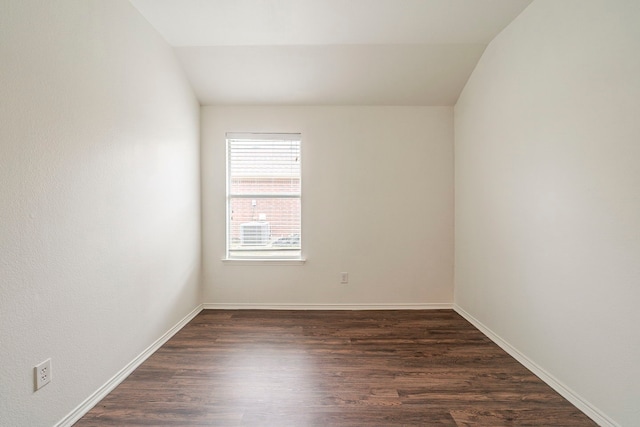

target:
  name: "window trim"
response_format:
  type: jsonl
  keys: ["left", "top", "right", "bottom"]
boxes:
{"left": 224, "top": 132, "right": 303, "bottom": 261}
{"left": 221, "top": 258, "right": 306, "bottom": 265}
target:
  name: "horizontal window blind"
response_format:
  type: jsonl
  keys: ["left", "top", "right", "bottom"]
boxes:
{"left": 226, "top": 133, "right": 301, "bottom": 259}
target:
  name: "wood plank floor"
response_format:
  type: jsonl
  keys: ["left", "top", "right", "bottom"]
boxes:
{"left": 75, "top": 310, "right": 597, "bottom": 426}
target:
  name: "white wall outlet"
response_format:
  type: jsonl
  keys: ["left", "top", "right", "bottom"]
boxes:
{"left": 34, "top": 359, "right": 51, "bottom": 390}
{"left": 340, "top": 272, "right": 349, "bottom": 284}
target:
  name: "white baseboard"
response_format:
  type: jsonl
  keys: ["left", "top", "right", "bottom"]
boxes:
{"left": 453, "top": 304, "right": 618, "bottom": 427}
{"left": 203, "top": 302, "right": 453, "bottom": 310}
{"left": 55, "top": 304, "right": 204, "bottom": 427}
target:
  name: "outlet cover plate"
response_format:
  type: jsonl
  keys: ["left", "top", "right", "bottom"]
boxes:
{"left": 35, "top": 359, "right": 51, "bottom": 390}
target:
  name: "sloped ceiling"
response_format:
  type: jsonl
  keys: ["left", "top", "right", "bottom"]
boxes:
{"left": 130, "top": 0, "right": 532, "bottom": 105}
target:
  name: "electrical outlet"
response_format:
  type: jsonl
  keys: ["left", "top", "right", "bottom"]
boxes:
{"left": 34, "top": 359, "right": 51, "bottom": 390}
{"left": 340, "top": 272, "right": 349, "bottom": 284}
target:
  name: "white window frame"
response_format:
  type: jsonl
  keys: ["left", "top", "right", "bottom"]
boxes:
{"left": 225, "top": 132, "right": 303, "bottom": 261}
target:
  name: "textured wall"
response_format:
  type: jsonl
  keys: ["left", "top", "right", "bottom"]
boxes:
{"left": 0, "top": 1, "right": 201, "bottom": 425}
{"left": 455, "top": 1, "right": 640, "bottom": 425}
{"left": 202, "top": 106, "right": 454, "bottom": 307}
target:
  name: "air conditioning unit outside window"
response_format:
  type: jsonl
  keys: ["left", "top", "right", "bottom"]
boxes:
{"left": 240, "top": 221, "right": 270, "bottom": 246}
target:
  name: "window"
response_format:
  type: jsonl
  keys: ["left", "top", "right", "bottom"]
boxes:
{"left": 226, "top": 133, "right": 302, "bottom": 260}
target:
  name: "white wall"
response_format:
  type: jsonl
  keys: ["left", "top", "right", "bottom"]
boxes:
{"left": 202, "top": 106, "right": 453, "bottom": 307}
{"left": 0, "top": 1, "right": 201, "bottom": 425}
{"left": 454, "top": 1, "right": 640, "bottom": 425}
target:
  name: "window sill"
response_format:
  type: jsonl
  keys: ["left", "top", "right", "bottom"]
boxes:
{"left": 221, "top": 258, "right": 306, "bottom": 266}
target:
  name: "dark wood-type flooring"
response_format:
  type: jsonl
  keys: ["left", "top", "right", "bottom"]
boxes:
{"left": 75, "top": 310, "right": 597, "bottom": 426}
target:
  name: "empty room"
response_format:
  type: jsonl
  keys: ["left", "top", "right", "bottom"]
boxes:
{"left": 1, "top": 0, "right": 639, "bottom": 426}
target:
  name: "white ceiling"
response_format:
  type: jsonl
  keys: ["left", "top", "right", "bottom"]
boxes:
{"left": 130, "top": 0, "right": 532, "bottom": 105}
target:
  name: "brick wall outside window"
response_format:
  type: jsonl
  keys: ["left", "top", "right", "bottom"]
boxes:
{"left": 229, "top": 177, "right": 300, "bottom": 244}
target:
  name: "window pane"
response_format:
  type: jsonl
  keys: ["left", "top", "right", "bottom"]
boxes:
{"left": 229, "top": 140, "right": 300, "bottom": 195}
{"left": 226, "top": 134, "right": 302, "bottom": 260}
{"left": 229, "top": 197, "right": 301, "bottom": 250}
